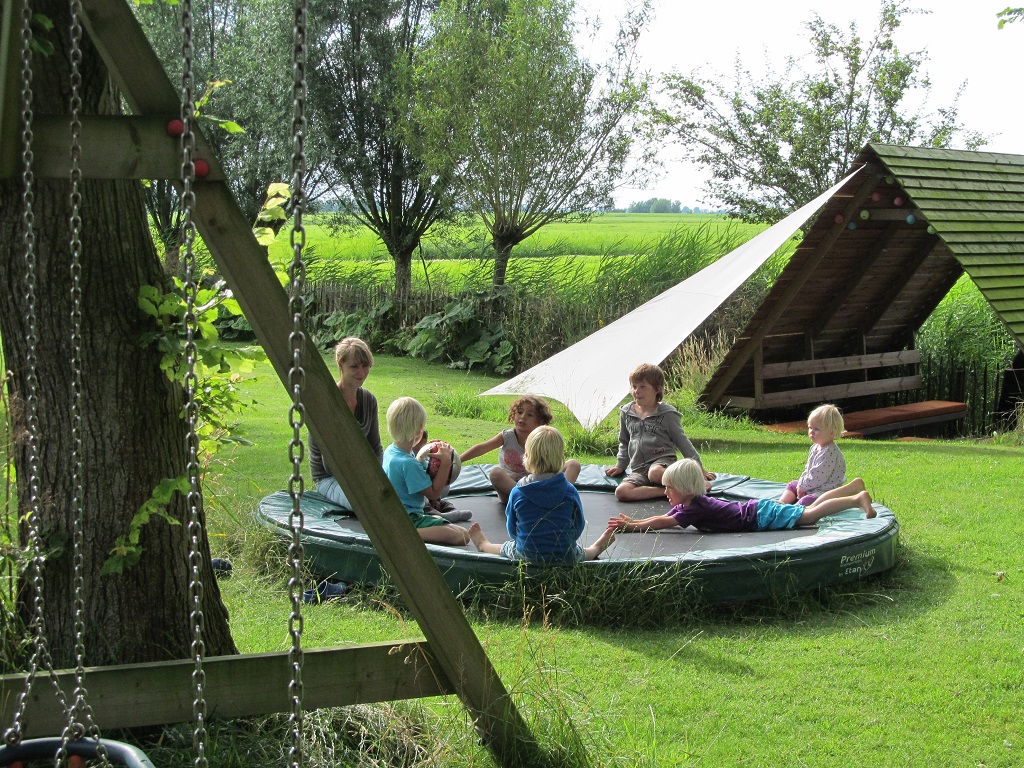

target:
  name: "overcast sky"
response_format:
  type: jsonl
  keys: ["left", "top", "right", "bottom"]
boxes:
{"left": 577, "top": 0, "right": 1021, "bottom": 208}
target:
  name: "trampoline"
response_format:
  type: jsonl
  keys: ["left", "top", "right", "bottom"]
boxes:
{"left": 258, "top": 465, "right": 899, "bottom": 603}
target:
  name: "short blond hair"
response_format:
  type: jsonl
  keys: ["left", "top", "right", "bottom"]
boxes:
{"left": 629, "top": 363, "right": 664, "bottom": 401}
{"left": 661, "top": 459, "right": 706, "bottom": 498}
{"left": 335, "top": 337, "right": 373, "bottom": 370}
{"left": 386, "top": 397, "right": 426, "bottom": 447}
{"left": 808, "top": 404, "right": 844, "bottom": 440}
{"left": 524, "top": 425, "right": 564, "bottom": 475}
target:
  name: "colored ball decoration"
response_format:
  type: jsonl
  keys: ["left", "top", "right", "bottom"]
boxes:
{"left": 194, "top": 158, "right": 210, "bottom": 178}
{"left": 871, "top": 192, "right": 881, "bottom": 202}
{"left": 905, "top": 214, "right": 916, "bottom": 225}
{"left": 834, "top": 214, "right": 845, "bottom": 224}
{"left": 927, "top": 225, "right": 936, "bottom": 234}
{"left": 859, "top": 209, "right": 870, "bottom": 220}
{"left": 165, "top": 118, "right": 185, "bottom": 137}
{"left": 893, "top": 196, "right": 904, "bottom": 207}
{"left": 885, "top": 176, "right": 895, "bottom": 185}
{"left": 847, "top": 221, "right": 857, "bottom": 230}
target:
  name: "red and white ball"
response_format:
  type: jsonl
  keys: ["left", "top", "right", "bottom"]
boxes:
{"left": 416, "top": 440, "right": 461, "bottom": 484}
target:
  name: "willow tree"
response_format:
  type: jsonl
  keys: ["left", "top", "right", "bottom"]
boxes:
{"left": 659, "top": 0, "right": 985, "bottom": 224}
{"left": 416, "top": 0, "right": 654, "bottom": 287}
{"left": 0, "top": 0, "right": 235, "bottom": 666}
{"left": 307, "top": 0, "right": 455, "bottom": 308}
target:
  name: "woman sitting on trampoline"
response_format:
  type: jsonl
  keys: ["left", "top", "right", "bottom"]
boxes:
{"left": 608, "top": 459, "right": 875, "bottom": 535}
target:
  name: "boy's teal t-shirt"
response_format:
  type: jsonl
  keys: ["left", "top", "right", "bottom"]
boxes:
{"left": 383, "top": 443, "right": 431, "bottom": 515}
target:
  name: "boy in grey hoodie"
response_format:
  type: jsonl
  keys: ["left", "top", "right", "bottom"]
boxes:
{"left": 605, "top": 363, "right": 714, "bottom": 501}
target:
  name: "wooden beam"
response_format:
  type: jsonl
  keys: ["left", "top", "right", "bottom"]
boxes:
{"left": 809, "top": 222, "right": 901, "bottom": 344}
{"left": 17, "top": 116, "right": 223, "bottom": 180}
{"left": 0, "top": 642, "right": 452, "bottom": 738}
{"left": 860, "top": 235, "right": 942, "bottom": 341}
{"left": 0, "top": 0, "right": 23, "bottom": 178}
{"left": 756, "top": 375, "right": 922, "bottom": 409}
{"left": 760, "top": 350, "right": 921, "bottom": 380}
{"left": 703, "top": 166, "right": 880, "bottom": 406}
{"left": 75, "top": 1, "right": 539, "bottom": 764}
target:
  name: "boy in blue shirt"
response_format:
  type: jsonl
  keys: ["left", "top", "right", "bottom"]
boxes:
{"left": 382, "top": 397, "right": 470, "bottom": 546}
{"left": 469, "top": 426, "right": 616, "bottom": 562}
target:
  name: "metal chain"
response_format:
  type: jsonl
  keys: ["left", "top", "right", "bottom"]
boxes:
{"left": 285, "top": 0, "right": 309, "bottom": 765}
{"left": 4, "top": 0, "right": 71, "bottom": 747}
{"left": 179, "top": 3, "right": 208, "bottom": 768}
{"left": 60, "top": 1, "right": 110, "bottom": 764}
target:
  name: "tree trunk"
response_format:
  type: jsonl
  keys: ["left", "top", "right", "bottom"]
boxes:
{"left": 0, "top": 0, "right": 236, "bottom": 667}
{"left": 491, "top": 238, "right": 514, "bottom": 287}
{"left": 392, "top": 247, "right": 413, "bottom": 324}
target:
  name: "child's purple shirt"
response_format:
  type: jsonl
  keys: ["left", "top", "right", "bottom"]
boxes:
{"left": 667, "top": 495, "right": 759, "bottom": 532}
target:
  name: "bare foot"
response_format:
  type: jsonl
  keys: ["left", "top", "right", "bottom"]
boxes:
{"left": 860, "top": 492, "right": 876, "bottom": 519}
{"left": 468, "top": 522, "right": 490, "bottom": 551}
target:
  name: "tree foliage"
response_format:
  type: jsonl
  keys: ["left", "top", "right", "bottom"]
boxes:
{"left": 135, "top": 0, "right": 333, "bottom": 227}
{"left": 659, "top": 0, "right": 986, "bottom": 223}
{"left": 998, "top": 7, "right": 1024, "bottom": 27}
{"left": 307, "top": 0, "right": 455, "bottom": 306}
{"left": 416, "top": 0, "right": 655, "bottom": 286}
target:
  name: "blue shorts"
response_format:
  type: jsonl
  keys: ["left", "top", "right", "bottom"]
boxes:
{"left": 755, "top": 499, "right": 805, "bottom": 530}
{"left": 499, "top": 540, "right": 585, "bottom": 563}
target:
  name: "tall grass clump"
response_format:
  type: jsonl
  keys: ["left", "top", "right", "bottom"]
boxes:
{"left": 916, "top": 275, "right": 1016, "bottom": 370}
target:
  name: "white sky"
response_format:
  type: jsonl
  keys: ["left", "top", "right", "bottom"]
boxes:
{"left": 577, "top": 0, "right": 1021, "bottom": 208}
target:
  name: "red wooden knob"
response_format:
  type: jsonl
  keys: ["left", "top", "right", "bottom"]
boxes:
{"left": 166, "top": 118, "right": 185, "bottom": 137}
{"left": 194, "top": 158, "right": 210, "bottom": 178}
{"left": 68, "top": 756, "right": 87, "bottom": 768}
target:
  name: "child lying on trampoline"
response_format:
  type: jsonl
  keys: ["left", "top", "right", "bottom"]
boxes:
{"left": 468, "top": 426, "right": 616, "bottom": 562}
{"left": 608, "top": 458, "right": 875, "bottom": 534}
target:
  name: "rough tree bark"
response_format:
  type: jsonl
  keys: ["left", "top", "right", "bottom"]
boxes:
{"left": 0, "top": 0, "right": 236, "bottom": 666}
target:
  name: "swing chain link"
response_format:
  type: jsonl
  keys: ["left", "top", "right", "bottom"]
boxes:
{"left": 286, "top": 0, "right": 309, "bottom": 765}
{"left": 62, "top": 0, "right": 110, "bottom": 762}
{"left": 179, "top": 3, "right": 209, "bottom": 768}
{"left": 4, "top": 0, "right": 72, "bottom": 748}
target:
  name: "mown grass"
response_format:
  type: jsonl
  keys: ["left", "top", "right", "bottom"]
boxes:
{"left": 202, "top": 351, "right": 1024, "bottom": 768}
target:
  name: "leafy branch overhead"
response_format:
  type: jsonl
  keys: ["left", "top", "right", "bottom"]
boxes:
{"left": 658, "top": 0, "right": 986, "bottom": 223}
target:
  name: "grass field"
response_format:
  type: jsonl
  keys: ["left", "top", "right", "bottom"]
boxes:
{"left": 268, "top": 212, "right": 768, "bottom": 264}
{"left": 203, "top": 351, "right": 1024, "bottom": 768}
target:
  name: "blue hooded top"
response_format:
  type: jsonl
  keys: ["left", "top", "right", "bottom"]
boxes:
{"left": 506, "top": 473, "right": 584, "bottom": 563}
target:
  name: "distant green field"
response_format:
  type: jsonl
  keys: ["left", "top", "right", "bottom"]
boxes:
{"left": 270, "top": 212, "right": 767, "bottom": 264}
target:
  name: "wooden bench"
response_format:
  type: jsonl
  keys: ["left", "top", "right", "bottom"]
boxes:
{"left": 765, "top": 400, "right": 967, "bottom": 438}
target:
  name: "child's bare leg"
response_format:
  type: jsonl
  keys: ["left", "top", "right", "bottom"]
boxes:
{"left": 614, "top": 482, "right": 667, "bottom": 501}
{"left": 777, "top": 489, "right": 798, "bottom": 504}
{"left": 813, "top": 478, "right": 866, "bottom": 504}
{"left": 467, "top": 522, "right": 503, "bottom": 554}
{"left": 798, "top": 491, "right": 874, "bottom": 525}
{"left": 488, "top": 467, "right": 516, "bottom": 505}
{"left": 563, "top": 459, "right": 581, "bottom": 485}
{"left": 419, "top": 523, "right": 471, "bottom": 546}
{"left": 583, "top": 526, "right": 616, "bottom": 560}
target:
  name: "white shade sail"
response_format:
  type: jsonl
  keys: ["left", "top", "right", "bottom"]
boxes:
{"left": 482, "top": 171, "right": 860, "bottom": 428}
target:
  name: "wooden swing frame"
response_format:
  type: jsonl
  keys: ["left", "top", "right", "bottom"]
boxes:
{"left": 0, "top": 1, "right": 539, "bottom": 764}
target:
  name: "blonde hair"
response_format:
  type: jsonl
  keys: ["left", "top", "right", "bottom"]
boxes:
{"left": 386, "top": 397, "right": 426, "bottom": 447}
{"left": 524, "top": 425, "right": 564, "bottom": 475}
{"left": 335, "top": 337, "right": 373, "bottom": 370}
{"left": 661, "top": 459, "right": 707, "bottom": 498}
{"left": 629, "top": 363, "right": 665, "bottom": 401}
{"left": 508, "top": 395, "right": 553, "bottom": 425}
{"left": 808, "top": 404, "right": 844, "bottom": 440}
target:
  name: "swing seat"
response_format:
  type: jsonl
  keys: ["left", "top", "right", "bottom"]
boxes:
{"left": 0, "top": 737, "right": 156, "bottom": 768}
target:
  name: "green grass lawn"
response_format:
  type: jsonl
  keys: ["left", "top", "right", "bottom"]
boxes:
{"left": 268, "top": 212, "right": 767, "bottom": 263}
{"left": 209, "top": 351, "right": 1023, "bottom": 767}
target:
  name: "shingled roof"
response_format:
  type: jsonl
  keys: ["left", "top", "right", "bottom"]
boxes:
{"left": 700, "top": 143, "right": 1024, "bottom": 411}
